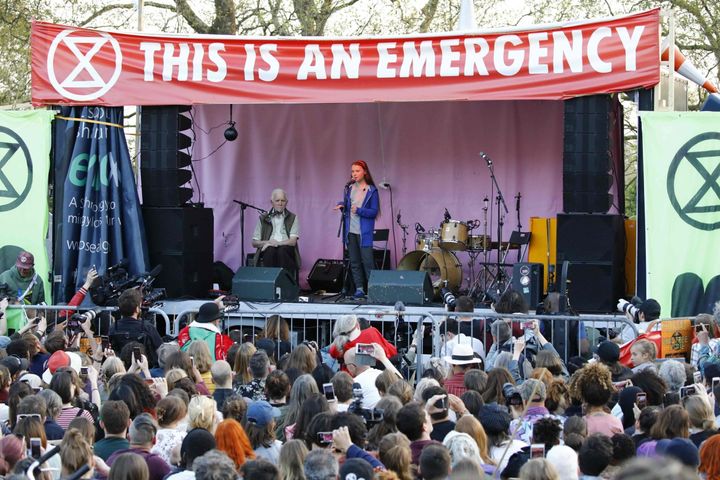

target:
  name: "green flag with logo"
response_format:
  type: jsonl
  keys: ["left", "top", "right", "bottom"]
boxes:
{"left": 0, "top": 110, "right": 55, "bottom": 329}
{"left": 642, "top": 111, "right": 720, "bottom": 317}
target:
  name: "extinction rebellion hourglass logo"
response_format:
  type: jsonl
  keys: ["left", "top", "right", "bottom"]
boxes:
{"left": 667, "top": 132, "right": 720, "bottom": 231}
{"left": 47, "top": 29, "right": 123, "bottom": 102}
{"left": 0, "top": 127, "right": 33, "bottom": 212}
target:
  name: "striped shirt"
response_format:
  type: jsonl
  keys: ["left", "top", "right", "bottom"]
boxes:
{"left": 56, "top": 406, "right": 93, "bottom": 430}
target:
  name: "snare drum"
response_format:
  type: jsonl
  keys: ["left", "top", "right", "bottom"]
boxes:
{"left": 468, "top": 235, "right": 490, "bottom": 251}
{"left": 416, "top": 230, "right": 440, "bottom": 251}
{"left": 440, "top": 220, "right": 468, "bottom": 251}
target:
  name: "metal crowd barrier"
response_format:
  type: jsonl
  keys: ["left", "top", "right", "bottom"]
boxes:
{"left": 3, "top": 304, "right": 171, "bottom": 337}
{"left": 170, "top": 305, "right": 641, "bottom": 376}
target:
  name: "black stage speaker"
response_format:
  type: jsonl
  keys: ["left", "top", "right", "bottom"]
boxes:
{"left": 556, "top": 213, "right": 625, "bottom": 312}
{"left": 556, "top": 213, "right": 625, "bottom": 264}
{"left": 562, "top": 262, "right": 622, "bottom": 313}
{"left": 232, "top": 267, "right": 299, "bottom": 302}
{"left": 512, "top": 263, "right": 544, "bottom": 308}
{"left": 307, "top": 259, "right": 345, "bottom": 293}
{"left": 367, "top": 270, "right": 432, "bottom": 306}
{"left": 563, "top": 95, "right": 618, "bottom": 213}
{"left": 140, "top": 105, "right": 193, "bottom": 207}
{"left": 143, "top": 207, "right": 214, "bottom": 298}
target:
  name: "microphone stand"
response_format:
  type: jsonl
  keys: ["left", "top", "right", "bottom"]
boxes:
{"left": 397, "top": 211, "right": 409, "bottom": 257}
{"left": 482, "top": 153, "right": 509, "bottom": 300}
{"left": 515, "top": 192, "right": 522, "bottom": 262}
{"left": 233, "top": 200, "right": 266, "bottom": 267}
{"left": 332, "top": 183, "right": 353, "bottom": 301}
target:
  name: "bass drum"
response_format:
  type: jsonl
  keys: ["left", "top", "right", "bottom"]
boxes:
{"left": 397, "top": 249, "right": 462, "bottom": 299}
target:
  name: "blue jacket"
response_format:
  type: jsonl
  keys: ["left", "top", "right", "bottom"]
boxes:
{"left": 340, "top": 184, "right": 379, "bottom": 247}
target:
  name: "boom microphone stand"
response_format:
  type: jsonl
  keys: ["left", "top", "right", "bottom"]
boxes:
{"left": 480, "top": 152, "right": 509, "bottom": 300}
{"left": 233, "top": 200, "right": 266, "bottom": 267}
{"left": 333, "top": 182, "right": 354, "bottom": 301}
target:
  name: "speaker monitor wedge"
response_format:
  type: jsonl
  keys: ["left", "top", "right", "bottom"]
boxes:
{"left": 367, "top": 270, "right": 433, "bottom": 306}
{"left": 232, "top": 267, "right": 299, "bottom": 302}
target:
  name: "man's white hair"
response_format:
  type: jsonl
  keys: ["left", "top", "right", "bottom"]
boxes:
{"left": 271, "top": 188, "right": 287, "bottom": 201}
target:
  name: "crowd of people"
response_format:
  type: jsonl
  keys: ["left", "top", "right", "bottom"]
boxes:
{"left": 0, "top": 285, "right": 719, "bottom": 480}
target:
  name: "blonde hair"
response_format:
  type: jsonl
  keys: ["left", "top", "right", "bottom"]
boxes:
{"left": 188, "top": 395, "right": 218, "bottom": 432}
{"left": 165, "top": 368, "right": 189, "bottom": 391}
{"left": 187, "top": 340, "right": 213, "bottom": 374}
{"left": 234, "top": 343, "right": 257, "bottom": 384}
{"left": 455, "top": 415, "right": 495, "bottom": 465}
{"left": 332, "top": 315, "right": 358, "bottom": 353}
{"left": 684, "top": 395, "right": 715, "bottom": 431}
{"left": 101, "top": 356, "right": 126, "bottom": 383}
{"left": 632, "top": 339, "right": 657, "bottom": 362}
{"left": 279, "top": 439, "right": 308, "bottom": 480}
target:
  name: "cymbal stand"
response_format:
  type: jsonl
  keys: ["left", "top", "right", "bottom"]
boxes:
{"left": 467, "top": 197, "right": 491, "bottom": 298}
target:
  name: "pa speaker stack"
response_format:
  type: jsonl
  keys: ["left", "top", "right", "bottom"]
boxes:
{"left": 141, "top": 106, "right": 213, "bottom": 298}
{"left": 556, "top": 213, "right": 625, "bottom": 313}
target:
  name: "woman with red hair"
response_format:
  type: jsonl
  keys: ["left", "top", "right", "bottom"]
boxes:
{"left": 334, "top": 160, "right": 380, "bottom": 299}
{"left": 215, "top": 419, "right": 255, "bottom": 470}
{"left": 0, "top": 434, "right": 25, "bottom": 475}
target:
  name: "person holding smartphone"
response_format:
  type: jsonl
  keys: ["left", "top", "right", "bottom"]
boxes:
{"left": 691, "top": 313, "right": 720, "bottom": 368}
{"left": 342, "top": 341, "right": 401, "bottom": 409}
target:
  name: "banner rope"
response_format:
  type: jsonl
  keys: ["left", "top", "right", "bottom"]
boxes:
{"left": 55, "top": 115, "right": 139, "bottom": 135}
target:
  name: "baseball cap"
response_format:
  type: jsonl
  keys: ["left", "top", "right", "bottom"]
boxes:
{"left": 596, "top": 341, "right": 621, "bottom": 363}
{"left": 15, "top": 251, "right": 34, "bottom": 269}
{"left": 247, "top": 400, "right": 274, "bottom": 427}
{"left": 339, "top": 458, "right": 374, "bottom": 480}
{"left": 0, "top": 356, "right": 29, "bottom": 376}
{"left": 42, "top": 350, "right": 81, "bottom": 384}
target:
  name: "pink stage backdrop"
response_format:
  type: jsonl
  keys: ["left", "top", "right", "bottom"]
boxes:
{"left": 190, "top": 101, "right": 564, "bottom": 289}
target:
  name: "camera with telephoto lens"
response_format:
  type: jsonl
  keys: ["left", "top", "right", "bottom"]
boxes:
{"left": 67, "top": 308, "right": 102, "bottom": 335}
{"left": 618, "top": 298, "right": 642, "bottom": 322}
{"left": 90, "top": 261, "right": 165, "bottom": 307}
{"left": 441, "top": 287, "right": 456, "bottom": 309}
{"left": 347, "top": 385, "right": 384, "bottom": 426}
{"left": 503, "top": 382, "right": 523, "bottom": 407}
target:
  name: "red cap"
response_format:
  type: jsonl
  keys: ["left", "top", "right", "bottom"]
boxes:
{"left": 15, "top": 251, "right": 34, "bottom": 269}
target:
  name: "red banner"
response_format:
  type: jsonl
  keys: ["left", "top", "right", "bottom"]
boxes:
{"left": 31, "top": 10, "right": 660, "bottom": 106}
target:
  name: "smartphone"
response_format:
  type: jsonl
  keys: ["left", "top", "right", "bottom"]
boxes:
{"left": 694, "top": 371, "right": 702, "bottom": 384}
{"left": 323, "top": 383, "right": 335, "bottom": 401}
{"left": 696, "top": 324, "right": 706, "bottom": 332}
{"left": 531, "top": 444, "right": 545, "bottom": 458}
{"left": 713, "top": 377, "right": 720, "bottom": 392}
{"left": 133, "top": 346, "right": 141, "bottom": 362}
{"left": 434, "top": 396, "right": 448, "bottom": 410}
{"left": 32, "top": 387, "right": 42, "bottom": 394}
{"left": 680, "top": 385, "right": 697, "bottom": 398}
{"left": 636, "top": 392, "right": 647, "bottom": 410}
{"left": 613, "top": 381, "right": 628, "bottom": 391}
{"left": 80, "top": 366, "right": 88, "bottom": 375}
{"left": 355, "top": 343, "right": 375, "bottom": 355}
{"left": 100, "top": 336, "right": 110, "bottom": 351}
{"left": 30, "top": 437, "right": 42, "bottom": 459}
{"left": 522, "top": 321, "right": 535, "bottom": 330}
{"left": 317, "top": 431, "right": 334, "bottom": 446}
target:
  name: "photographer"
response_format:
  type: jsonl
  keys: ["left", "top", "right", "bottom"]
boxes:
{"left": 108, "top": 289, "right": 163, "bottom": 366}
{"left": 617, "top": 297, "right": 661, "bottom": 344}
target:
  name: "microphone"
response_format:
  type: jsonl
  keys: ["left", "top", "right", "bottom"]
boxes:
{"left": 107, "top": 259, "right": 128, "bottom": 273}
{"left": 516, "top": 192, "right": 521, "bottom": 212}
{"left": 479, "top": 151, "right": 492, "bottom": 166}
{"left": 415, "top": 223, "right": 425, "bottom": 233}
{"left": 444, "top": 208, "right": 452, "bottom": 223}
{"left": 394, "top": 300, "right": 406, "bottom": 345}
{"left": 148, "top": 264, "right": 163, "bottom": 278}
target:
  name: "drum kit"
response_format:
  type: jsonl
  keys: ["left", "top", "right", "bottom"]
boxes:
{"left": 396, "top": 208, "right": 521, "bottom": 301}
